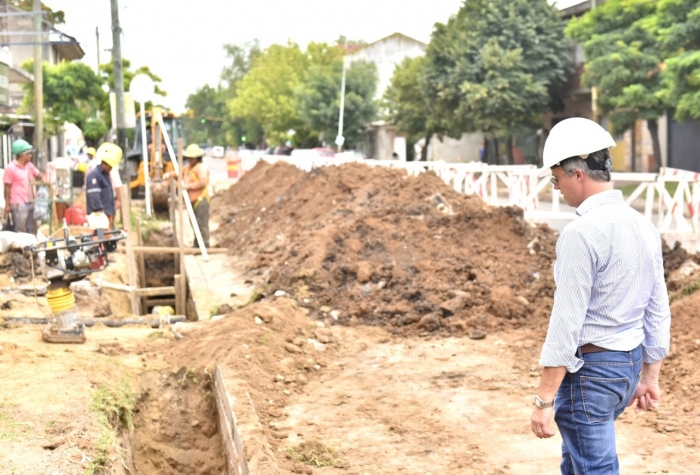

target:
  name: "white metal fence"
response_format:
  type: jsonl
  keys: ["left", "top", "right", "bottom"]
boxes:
{"left": 234, "top": 151, "right": 700, "bottom": 241}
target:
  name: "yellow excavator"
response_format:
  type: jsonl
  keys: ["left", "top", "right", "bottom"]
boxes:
{"left": 127, "top": 107, "right": 185, "bottom": 211}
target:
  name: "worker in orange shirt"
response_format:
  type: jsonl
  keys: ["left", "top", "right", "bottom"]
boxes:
{"left": 165, "top": 144, "right": 210, "bottom": 247}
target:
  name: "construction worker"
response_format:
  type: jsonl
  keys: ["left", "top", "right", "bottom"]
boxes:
{"left": 85, "top": 143, "right": 122, "bottom": 229}
{"left": 531, "top": 118, "right": 670, "bottom": 474}
{"left": 165, "top": 144, "right": 210, "bottom": 247}
{"left": 86, "top": 144, "right": 122, "bottom": 217}
{"left": 3, "top": 139, "right": 42, "bottom": 234}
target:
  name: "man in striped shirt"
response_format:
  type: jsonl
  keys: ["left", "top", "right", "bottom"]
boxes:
{"left": 530, "top": 118, "right": 671, "bottom": 474}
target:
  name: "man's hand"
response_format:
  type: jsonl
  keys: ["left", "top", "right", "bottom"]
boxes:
{"left": 4, "top": 204, "right": 10, "bottom": 217}
{"left": 628, "top": 381, "right": 661, "bottom": 414}
{"left": 531, "top": 406, "right": 556, "bottom": 439}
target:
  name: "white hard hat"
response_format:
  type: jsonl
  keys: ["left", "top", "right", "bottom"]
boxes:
{"left": 539, "top": 118, "right": 616, "bottom": 177}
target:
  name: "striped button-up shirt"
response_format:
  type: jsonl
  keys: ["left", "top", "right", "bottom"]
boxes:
{"left": 539, "top": 190, "right": 671, "bottom": 373}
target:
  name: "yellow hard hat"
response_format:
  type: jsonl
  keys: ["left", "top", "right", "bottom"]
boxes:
{"left": 86, "top": 147, "right": 96, "bottom": 157}
{"left": 183, "top": 143, "right": 203, "bottom": 158}
{"left": 96, "top": 142, "right": 123, "bottom": 168}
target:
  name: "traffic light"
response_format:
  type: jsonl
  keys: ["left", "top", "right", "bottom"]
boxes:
{"left": 241, "top": 136, "right": 247, "bottom": 142}
{"left": 200, "top": 118, "right": 206, "bottom": 124}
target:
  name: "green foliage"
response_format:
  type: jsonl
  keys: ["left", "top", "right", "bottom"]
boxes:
{"left": 296, "top": 53, "right": 378, "bottom": 148}
{"left": 286, "top": 440, "right": 346, "bottom": 467}
{"left": 425, "top": 0, "right": 570, "bottom": 139}
{"left": 228, "top": 42, "right": 309, "bottom": 146}
{"left": 0, "top": 405, "right": 29, "bottom": 441}
{"left": 82, "top": 118, "right": 108, "bottom": 146}
{"left": 99, "top": 59, "right": 167, "bottom": 127}
{"left": 185, "top": 41, "right": 264, "bottom": 148}
{"left": 10, "top": 0, "right": 64, "bottom": 25}
{"left": 567, "top": 0, "right": 663, "bottom": 134}
{"left": 87, "top": 379, "right": 136, "bottom": 475}
{"left": 20, "top": 60, "right": 106, "bottom": 135}
{"left": 184, "top": 84, "right": 228, "bottom": 145}
{"left": 221, "top": 40, "right": 263, "bottom": 92}
{"left": 383, "top": 56, "right": 431, "bottom": 143}
{"left": 656, "top": 0, "right": 700, "bottom": 120}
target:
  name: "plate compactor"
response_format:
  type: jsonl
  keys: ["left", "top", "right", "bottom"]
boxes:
{"left": 30, "top": 225, "right": 127, "bottom": 343}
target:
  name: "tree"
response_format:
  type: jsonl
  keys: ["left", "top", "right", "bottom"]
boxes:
{"left": 383, "top": 56, "right": 433, "bottom": 160}
{"left": 656, "top": 0, "right": 700, "bottom": 121}
{"left": 228, "top": 43, "right": 309, "bottom": 146}
{"left": 10, "top": 0, "right": 64, "bottom": 25}
{"left": 20, "top": 60, "right": 106, "bottom": 136}
{"left": 221, "top": 40, "right": 263, "bottom": 94}
{"left": 567, "top": 0, "right": 664, "bottom": 171}
{"left": 425, "top": 0, "right": 570, "bottom": 162}
{"left": 82, "top": 119, "right": 109, "bottom": 147}
{"left": 99, "top": 59, "right": 167, "bottom": 127}
{"left": 183, "top": 85, "right": 228, "bottom": 146}
{"left": 296, "top": 43, "right": 378, "bottom": 148}
{"left": 183, "top": 41, "right": 264, "bottom": 148}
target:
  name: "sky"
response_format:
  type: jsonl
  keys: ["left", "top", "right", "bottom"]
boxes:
{"left": 44, "top": 0, "right": 581, "bottom": 113}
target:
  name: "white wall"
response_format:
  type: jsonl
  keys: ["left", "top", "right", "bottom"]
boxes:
{"left": 428, "top": 133, "right": 483, "bottom": 163}
{"left": 347, "top": 35, "right": 426, "bottom": 100}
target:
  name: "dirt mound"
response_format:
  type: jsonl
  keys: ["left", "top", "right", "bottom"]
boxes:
{"left": 0, "top": 251, "right": 34, "bottom": 283}
{"left": 662, "top": 240, "right": 688, "bottom": 278}
{"left": 663, "top": 291, "right": 700, "bottom": 420}
{"left": 213, "top": 161, "right": 557, "bottom": 336}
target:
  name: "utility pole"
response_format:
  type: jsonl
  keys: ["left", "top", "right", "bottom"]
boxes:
{"left": 110, "top": 0, "right": 128, "bottom": 181}
{"left": 95, "top": 26, "right": 100, "bottom": 75}
{"left": 33, "top": 0, "right": 45, "bottom": 168}
{"left": 95, "top": 26, "right": 101, "bottom": 120}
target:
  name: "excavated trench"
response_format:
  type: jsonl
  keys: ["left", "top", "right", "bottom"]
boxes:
{"left": 129, "top": 367, "right": 227, "bottom": 473}
{"left": 114, "top": 228, "right": 228, "bottom": 472}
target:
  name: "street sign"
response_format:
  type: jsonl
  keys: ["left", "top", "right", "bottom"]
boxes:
{"left": 335, "top": 135, "right": 345, "bottom": 147}
{"left": 129, "top": 74, "right": 155, "bottom": 103}
{"left": 0, "top": 62, "right": 9, "bottom": 107}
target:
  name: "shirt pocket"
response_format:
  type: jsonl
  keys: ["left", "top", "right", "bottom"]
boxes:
{"left": 580, "top": 376, "right": 628, "bottom": 423}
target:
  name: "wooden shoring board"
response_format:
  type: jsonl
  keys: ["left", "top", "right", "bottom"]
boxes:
{"left": 215, "top": 364, "right": 249, "bottom": 475}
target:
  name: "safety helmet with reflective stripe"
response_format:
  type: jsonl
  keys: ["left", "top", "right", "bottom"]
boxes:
{"left": 539, "top": 118, "right": 616, "bottom": 177}
{"left": 96, "top": 142, "right": 122, "bottom": 168}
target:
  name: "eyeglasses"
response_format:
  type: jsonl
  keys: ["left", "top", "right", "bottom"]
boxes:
{"left": 550, "top": 174, "right": 564, "bottom": 186}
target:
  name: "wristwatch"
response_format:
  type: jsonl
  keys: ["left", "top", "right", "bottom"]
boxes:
{"left": 534, "top": 395, "right": 554, "bottom": 409}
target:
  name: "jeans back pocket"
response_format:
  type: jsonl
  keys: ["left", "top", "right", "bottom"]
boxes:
{"left": 580, "top": 376, "right": 628, "bottom": 423}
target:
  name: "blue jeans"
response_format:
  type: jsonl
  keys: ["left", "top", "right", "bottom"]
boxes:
{"left": 555, "top": 345, "right": 642, "bottom": 475}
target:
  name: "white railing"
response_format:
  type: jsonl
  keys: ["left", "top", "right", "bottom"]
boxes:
{"left": 233, "top": 152, "right": 700, "bottom": 239}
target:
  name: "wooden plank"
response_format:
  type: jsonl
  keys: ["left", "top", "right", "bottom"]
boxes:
{"left": 136, "top": 219, "right": 147, "bottom": 312}
{"left": 147, "top": 298, "right": 176, "bottom": 307}
{"left": 100, "top": 281, "right": 135, "bottom": 293}
{"left": 132, "top": 246, "right": 228, "bottom": 254}
{"left": 177, "top": 139, "right": 188, "bottom": 320}
{"left": 215, "top": 364, "right": 249, "bottom": 475}
{"left": 134, "top": 286, "right": 175, "bottom": 297}
{"left": 174, "top": 274, "right": 182, "bottom": 316}
{"left": 120, "top": 185, "right": 140, "bottom": 316}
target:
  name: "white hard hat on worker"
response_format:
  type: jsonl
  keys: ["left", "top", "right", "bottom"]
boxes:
{"left": 539, "top": 117, "right": 616, "bottom": 177}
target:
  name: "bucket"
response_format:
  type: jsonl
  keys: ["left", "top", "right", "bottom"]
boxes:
{"left": 227, "top": 157, "right": 241, "bottom": 179}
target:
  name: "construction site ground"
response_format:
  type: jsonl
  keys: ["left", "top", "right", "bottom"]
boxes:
{"left": 0, "top": 161, "right": 699, "bottom": 474}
